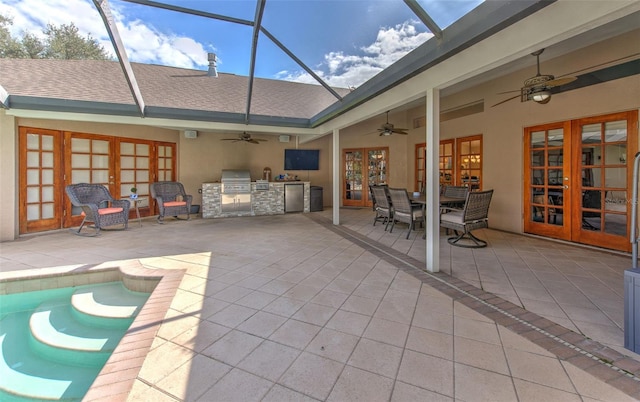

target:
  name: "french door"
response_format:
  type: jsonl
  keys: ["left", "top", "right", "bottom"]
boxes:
{"left": 343, "top": 147, "right": 388, "bottom": 207}
{"left": 19, "top": 127, "right": 176, "bottom": 234}
{"left": 524, "top": 111, "right": 637, "bottom": 251}
{"left": 19, "top": 127, "right": 64, "bottom": 233}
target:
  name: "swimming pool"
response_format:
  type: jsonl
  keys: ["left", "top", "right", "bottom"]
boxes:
{"left": 0, "top": 281, "right": 150, "bottom": 401}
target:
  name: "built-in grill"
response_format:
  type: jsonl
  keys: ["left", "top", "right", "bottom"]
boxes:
{"left": 221, "top": 170, "right": 251, "bottom": 194}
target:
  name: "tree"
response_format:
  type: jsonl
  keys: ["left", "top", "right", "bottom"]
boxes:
{"left": 42, "top": 23, "right": 109, "bottom": 60}
{"left": 0, "top": 16, "right": 110, "bottom": 60}
{"left": 0, "top": 15, "right": 24, "bottom": 58}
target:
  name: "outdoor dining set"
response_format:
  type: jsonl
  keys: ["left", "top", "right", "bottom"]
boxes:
{"left": 369, "top": 184, "right": 494, "bottom": 248}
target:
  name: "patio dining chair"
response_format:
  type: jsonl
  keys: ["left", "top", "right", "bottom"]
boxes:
{"left": 440, "top": 189, "right": 493, "bottom": 248}
{"left": 371, "top": 185, "right": 392, "bottom": 230}
{"left": 65, "top": 183, "right": 130, "bottom": 236}
{"left": 387, "top": 187, "right": 424, "bottom": 239}
{"left": 150, "top": 181, "right": 192, "bottom": 224}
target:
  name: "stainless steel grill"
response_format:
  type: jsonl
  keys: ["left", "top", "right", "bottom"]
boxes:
{"left": 221, "top": 170, "right": 251, "bottom": 194}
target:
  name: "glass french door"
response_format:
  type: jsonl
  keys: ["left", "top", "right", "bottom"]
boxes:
{"left": 19, "top": 127, "right": 63, "bottom": 233}
{"left": 524, "top": 111, "right": 637, "bottom": 251}
{"left": 343, "top": 147, "right": 388, "bottom": 207}
{"left": 18, "top": 126, "right": 177, "bottom": 234}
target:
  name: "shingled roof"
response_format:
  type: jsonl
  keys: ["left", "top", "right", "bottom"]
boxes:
{"left": 0, "top": 58, "right": 351, "bottom": 120}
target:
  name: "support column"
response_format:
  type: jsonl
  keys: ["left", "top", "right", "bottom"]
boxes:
{"left": 425, "top": 88, "right": 440, "bottom": 272}
{"left": 332, "top": 128, "right": 340, "bottom": 225}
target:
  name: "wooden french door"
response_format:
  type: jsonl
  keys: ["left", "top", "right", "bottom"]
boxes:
{"left": 343, "top": 147, "right": 388, "bottom": 207}
{"left": 19, "top": 127, "right": 64, "bottom": 233}
{"left": 524, "top": 111, "right": 637, "bottom": 251}
{"left": 19, "top": 127, "right": 176, "bottom": 234}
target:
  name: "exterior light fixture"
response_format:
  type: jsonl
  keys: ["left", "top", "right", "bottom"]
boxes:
{"left": 531, "top": 89, "right": 551, "bottom": 104}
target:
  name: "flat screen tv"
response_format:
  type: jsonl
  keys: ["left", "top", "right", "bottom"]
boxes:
{"left": 284, "top": 149, "right": 320, "bottom": 170}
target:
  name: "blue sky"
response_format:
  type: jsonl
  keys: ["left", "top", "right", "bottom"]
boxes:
{"left": 0, "top": 0, "right": 482, "bottom": 88}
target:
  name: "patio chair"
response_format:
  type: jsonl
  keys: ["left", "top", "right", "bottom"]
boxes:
{"left": 387, "top": 187, "right": 424, "bottom": 239}
{"left": 440, "top": 189, "right": 493, "bottom": 248}
{"left": 371, "top": 185, "right": 392, "bottom": 230}
{"left": 150, "top": 181, "right": 192, "bottom": 224}
{"left": 65, "top": 183, "right": 130, "bottom": 236}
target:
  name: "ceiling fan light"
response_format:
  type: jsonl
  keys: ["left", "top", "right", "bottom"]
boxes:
{"left": 532, "top": 89, "right": 551, "bottom": 103}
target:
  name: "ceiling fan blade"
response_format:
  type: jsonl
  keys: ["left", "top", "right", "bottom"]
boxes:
{"left": 248, "top": 139, "right": 260, "bottom": 144}
{"left": 393, "top": 130, "right": 408, "bottom": 135}
{"left": 545, "top": 76, "right": 577, "bottom": 87}
{"left": 221, "top": 138, "right": 237, "bottom": 141}
{"left": 491, "top": 94, "right": 521, "bottom": 107}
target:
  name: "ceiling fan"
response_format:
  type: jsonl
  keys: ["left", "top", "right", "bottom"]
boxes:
{"left": 492, "top": 49, "right": 577, "bottom": 107}
{"left": 376, "top": 111, "right": 408, "bottom": 136}
{"left": 221, "top": 132, "right": 267, "bottom": 144}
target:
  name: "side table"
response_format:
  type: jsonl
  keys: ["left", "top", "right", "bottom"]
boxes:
{"left": 123, "top": 196, "right": 148, "bottom": 227}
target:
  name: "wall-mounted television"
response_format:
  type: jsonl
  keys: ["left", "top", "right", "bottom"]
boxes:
{"left": 284, "top": 149, "right": 320, "bottom": 170}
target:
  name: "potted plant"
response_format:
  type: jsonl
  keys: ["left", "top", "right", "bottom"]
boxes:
{"left": 130, "top": 187, "right": 138, "bottom": 199}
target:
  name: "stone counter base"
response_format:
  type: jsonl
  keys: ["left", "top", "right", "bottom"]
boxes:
{"left": 202, "top": 182, "right": 310, "bottom": 218}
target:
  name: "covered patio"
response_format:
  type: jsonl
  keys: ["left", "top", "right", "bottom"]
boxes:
{"left": 1, "top": 211, "right": 638, "bottom": 401}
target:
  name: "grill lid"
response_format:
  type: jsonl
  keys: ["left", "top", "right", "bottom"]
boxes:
{"left": 221, "top": 170, "right": 251, "bottom": 182}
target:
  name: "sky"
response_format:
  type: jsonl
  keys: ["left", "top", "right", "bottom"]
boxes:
{"left": 0, "top": 0, "right": 482, "bottom": 89}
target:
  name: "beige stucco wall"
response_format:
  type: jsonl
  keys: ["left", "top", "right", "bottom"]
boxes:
{"left": 0, "top": 111, "right": 17, "bottom": 241}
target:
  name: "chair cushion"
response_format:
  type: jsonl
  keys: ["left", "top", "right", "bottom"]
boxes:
{"left": 440, "top": 210, "right": 464, "bottom": 224}
{"left": 164, "top": 201, "right": 187, "bottom": 207}
{"left": 81, "top": 207, "right": 123, "bottom": 216}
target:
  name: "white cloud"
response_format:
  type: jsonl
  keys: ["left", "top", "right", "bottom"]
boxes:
{"left": 0, "top": 0, "right": 210, "bottom": 69}
{"left": 278, "top": 21, "right": 433, "bottom": 88}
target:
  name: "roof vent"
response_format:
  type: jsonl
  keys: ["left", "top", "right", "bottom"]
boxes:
{"left": 207, "top": 53, "right": 218, "bottom": 77}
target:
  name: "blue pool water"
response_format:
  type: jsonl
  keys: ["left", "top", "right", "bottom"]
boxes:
{"left": 0, "top": 282, "right": 150, "bottom": 401}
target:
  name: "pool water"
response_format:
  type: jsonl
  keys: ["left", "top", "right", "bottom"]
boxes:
{"left": 0, "top": 282, "right": 150, "bottom": 401}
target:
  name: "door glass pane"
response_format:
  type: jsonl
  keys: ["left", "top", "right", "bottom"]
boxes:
{"left": 92, "top": 155, "right": 109, "bottom": 169}
{"left": 27, "top": 187, "right": 40, "bottom": 203}
{"left": 548, "top": 129, "right": 563, "bottom": 146}
{"left": 136, "top": 144, "right": 150, "bottom": 156}
{"left": 121, "top": 156, "right": 134, "bottom": 169}
{"left": 158, "top": 171, "right": 166, "bottom": 181}
{"left": 72, "top": 154, "right": 90, "bottom": 168}
{"left": 121, "top": 142, "right": 134, "bottom": 154}
{"left": 165, "top": 147, "right": 172, "bottom": 157}
{"left": 137, "top": 156, "right": 149, "bottom": 169}
{"left": 41, "top": 152, "right": 53, "bottom": 168}
{"left": 26, "top": 134, "right": 40, "bottom": 150}
{"left": 582, "top": 167, "right": 601, "bottom": 187}
{"left": 604, "top": 167, "right": 626, "bottom": 187}
{"left": 548, "top": 149, "right": 562, "bottom": 166}
{"left": 42, "top": 203, "right": 54, "bottom": 219}
{"left": 92, "top": 170, "right": 109, "bottom": 183}
{"left": 27, "top": 205, "right": 40, "bottom": 220}
{"left": 42, "top": 169, "right": 53, "bottom": 185}
{"left": 581, "top": 123, "right": 601, "bottom": 143}
{"left": 27, "top": 151, "right": 39, "bottom": 167}
{"left": 605, "top": 191, "right": 626, "bottom": 212}
{"left": 604, "top": 120, "right": 626, "bottom": 142}
{"left": 121, "top": 170, "right": 135, "bottom": 182}
{"left": 531, "top": 131, "right": 545, "bottom": 148}
{"left": 72, "top": 170, "right": 90, "bottom": 183}
{"left": 604, "top": 213, "right": 626, "bottom": 235}
{"left": 548, "top": 169, "right": 562, "bottom": 186}
{"left": 531, "top": 150, "right": 544, "bottom": 167}
{"left": 604, "top": 144, "right": 626, "bottom": 165}
{"left": 42, "top": 186, "right": 54, "bottom": 202}
{"left": 72, "top": 138, "right": 90, "bottom": 152}
{"left": 27, "top": 169, "right": 39, "bottom": 185}
{"left": 92, "top": 140, "right": 109, "bottom": 153}
{"left": 137, "top": 171, "right": 150, "bottom": 182}
{"left": 41, "top": 135, "right": 54, "bottom": 151}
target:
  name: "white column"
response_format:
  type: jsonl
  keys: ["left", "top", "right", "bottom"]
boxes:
{"left": 332, "top": 128, "right": 340, "bottom": 225}
{"left": 425, "top": 88, "right": 440, "bottom": 272}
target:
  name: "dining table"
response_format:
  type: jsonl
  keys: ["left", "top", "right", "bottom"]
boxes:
{"left": 409, "top": 193, "right": 466, "bottom": 208}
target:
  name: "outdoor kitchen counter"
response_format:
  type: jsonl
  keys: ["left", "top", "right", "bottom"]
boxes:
{"left": 201, "top": 182, "right": 310, "bottom": 218}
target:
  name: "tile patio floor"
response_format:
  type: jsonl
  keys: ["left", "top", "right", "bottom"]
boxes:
{"left": 1, "top": 208, "right": 639, "bottom": 401}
